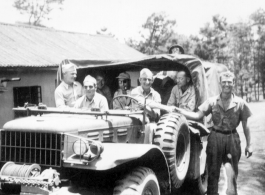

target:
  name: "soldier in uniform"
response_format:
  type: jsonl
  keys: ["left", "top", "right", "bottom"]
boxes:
{"left": 96, "top": 73, "right": 112, "bottom": 109}
{"left": 131, "top": 68, "right": 161, "bottom": 121}
{"left": 113, "top": 72, "right": 133, "bottom": 110}
{"left": 55, "top": 61, "right": 82, "bottom": 108}
{"left": 168, "top": 44, "right": 185, "bottom": 54}
{"left": 167, "top": 70, "right": 196, "bottom": 111}
{"left": 174, "top": 71, "right": 252, "bottom": 195}
{"left": 74, "top": 75, "right": 108, "bottom": 111}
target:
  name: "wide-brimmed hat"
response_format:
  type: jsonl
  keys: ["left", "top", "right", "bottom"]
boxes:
{"left": 116, "top": 72, "right": 130, "bottom": 80}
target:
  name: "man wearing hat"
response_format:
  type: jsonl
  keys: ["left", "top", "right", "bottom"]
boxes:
{"left": 174, "top": 71, "right": 252, "bottom": 195}
{"left": 168, "top": 44, "right": 185, "bottom": 54}
{"left": 54, "top": 61, "right": 83, "bottom": 108}
{"left": 113, "top": 72, "right": 133, "bottom": 109}
{"left": 74, "top": 75, "right": 108, "bottom": 111}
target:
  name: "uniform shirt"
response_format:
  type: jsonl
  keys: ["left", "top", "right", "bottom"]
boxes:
{"left": 167, "top": 85, "right": 196, "bottom": 111}
{"left": 113, "top": 89, "right": 133, "bottom": 109}
{"left": 131, "top": 86, "right": 161, "bottom": 119}
{"left": 97, "top": 85, "right": 112, "bottom": 109}
{"left": 160, "top": 76, "right": 175, "bottom": 105}
{"left": 199, "top": 93, "right": 252, "bottom": 131}
{"left": 74, "top": 92, "right": 109, "bottom": 111}
{"left": 54, "top": 81, "right": 83, "bottom": 108}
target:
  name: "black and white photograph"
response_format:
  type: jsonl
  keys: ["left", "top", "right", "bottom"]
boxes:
{"left": 0, "top": 0, "right": 265, "bottom": 194}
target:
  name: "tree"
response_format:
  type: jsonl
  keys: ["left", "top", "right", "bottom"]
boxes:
{"left": 127, "top": 12, "right": 176, "bottom": 54}
{"left": 193, "top": 15, "right": 231, "bottom": 63}
{"left": 250, "top": 8, "right": 265, "bottom": 99}
{"left": 13, "top": 0, "right": 65, "bottom": 26}
{"left": 229, "top": 22, "right": 253, "bottom": 98}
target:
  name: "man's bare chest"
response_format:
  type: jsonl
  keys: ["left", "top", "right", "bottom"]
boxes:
{"left": 221, "top": 98, "right": 231, "bottom": 111}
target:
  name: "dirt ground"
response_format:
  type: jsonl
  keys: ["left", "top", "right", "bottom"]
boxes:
{"left": 218, "top": 100, "right": 265, "bottom": 195}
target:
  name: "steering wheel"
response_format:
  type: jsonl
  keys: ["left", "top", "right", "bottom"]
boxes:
{"left": 112, "top": 95, "right": 140, "bottom": 110}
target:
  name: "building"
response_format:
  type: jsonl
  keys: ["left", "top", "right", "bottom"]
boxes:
{"left": 0, "top": 23, "right": 145, "bottom": 128}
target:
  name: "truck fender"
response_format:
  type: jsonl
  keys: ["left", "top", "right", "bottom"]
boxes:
{"left": 188, "top": 120, "right": 210, "bottom": 137}
{"left": 63, "top": 143, "right": 171, "bottom": 192}
{"left": 186, "top": 128, "right": 208, "bottom": 180}
{"left": 64, "top": 143, "right": 168, "bottom": 171}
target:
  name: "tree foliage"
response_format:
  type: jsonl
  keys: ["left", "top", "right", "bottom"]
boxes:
{"left": 228, "top": 22, "right": 253, "bottom": 97}
{"left": 127, "top": 12, "right": 176, "bottom": 54}
{"left": 128, "top": 10, "right": 265, "bottom": 100}
{"left": 249, "top": 8, "right": 265, "bottom": 99}
{"left": 13, "top": 0, "right": 65, "bottom": 26}
{"left": 193, "top": 15, "right": 230, "bottom": 63}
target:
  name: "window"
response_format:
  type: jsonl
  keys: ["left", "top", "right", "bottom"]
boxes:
{"left": 13, "top": 86, "right": 42, "bottom": 107}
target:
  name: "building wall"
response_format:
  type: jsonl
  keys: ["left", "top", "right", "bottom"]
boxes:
{"left": 0, "top": 68, "right": 57, "bottom": 128}
{"left": 0, "top": 68, "right": 149, "bottom": 128}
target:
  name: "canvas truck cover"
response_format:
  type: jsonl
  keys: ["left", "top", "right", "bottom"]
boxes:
{"left": 58, "top": 54, "right": 209, "bottom": 110}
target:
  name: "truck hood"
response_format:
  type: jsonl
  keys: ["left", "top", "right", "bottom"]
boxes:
{"left": 3, "top": 114, "right": 140, "bottom": 133}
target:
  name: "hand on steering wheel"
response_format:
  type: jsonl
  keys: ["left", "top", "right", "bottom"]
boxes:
{"left": 112, "top": 95, "right": 139, "bottom": 110}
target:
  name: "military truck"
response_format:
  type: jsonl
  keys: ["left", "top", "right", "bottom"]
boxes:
{"left": 0, "top": 54, "right": 223, "bottom": 195}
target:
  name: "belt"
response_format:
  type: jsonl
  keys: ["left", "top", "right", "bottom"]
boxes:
{"left": 212, "top": 128, "right": 237, "bottom": 135}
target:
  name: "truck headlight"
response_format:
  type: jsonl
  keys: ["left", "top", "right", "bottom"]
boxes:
{"left": 72, "top": 140, "right": 88, "bottom": 156}
{"left": 83, "top": 142, "right": 104, "bottom": 161}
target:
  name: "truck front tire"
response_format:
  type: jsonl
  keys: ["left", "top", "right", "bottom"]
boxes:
{"left": 113, "top": 167, "right": 160, "bottom": 195}
{"left": 153, "top": 113, "right": 190, "bottom": 189}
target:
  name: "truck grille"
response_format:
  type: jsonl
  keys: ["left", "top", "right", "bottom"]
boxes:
{"left": 0, "top": 131, "right": 62, "bottom": 167}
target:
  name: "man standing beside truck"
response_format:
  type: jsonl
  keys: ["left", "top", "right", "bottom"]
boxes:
{"left": 174, "top": 71, "right": 252, "bottom": 195}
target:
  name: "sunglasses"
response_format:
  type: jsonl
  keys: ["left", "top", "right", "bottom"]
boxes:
{"left": 118, "top": 80, "right": 128, "bottom": 84}
{"left": 84, "top": 85, "right": 95, "bottom": 89}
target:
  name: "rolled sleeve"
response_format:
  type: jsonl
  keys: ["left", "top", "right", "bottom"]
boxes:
{"left": 240, "top": 101, "right": 252, "bottom": 121}
{"left": 54, "top": 89, "right": 66, "bottom": 108}
{"left": 167, "top": 86, "right": 176, "bottom": 106}
{"left": 198, "top": 99, "right": 212, "bottom": 117}
{"left": 152, "top": 91, "right": 161, "bottom": 118}
{"left": 99, "top": 96, "right": 109, "bottom": 111}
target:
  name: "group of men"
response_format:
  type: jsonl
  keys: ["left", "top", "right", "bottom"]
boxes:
{"left": 55, "top": 63, "right": 106, "bottom": 110}
{"left": 54, "top": 58, "right": 252, "bottom": 195}
{"left": 54, "top": 61, "right": 194, "bottom": 120}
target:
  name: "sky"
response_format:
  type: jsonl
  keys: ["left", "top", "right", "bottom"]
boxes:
{"left": 0, "top": 0, "right": 265, "bottom": 42}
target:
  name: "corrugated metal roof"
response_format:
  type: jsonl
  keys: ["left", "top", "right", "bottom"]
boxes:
{"left": 0, "top": 23, "right": 146, "bottom": 67}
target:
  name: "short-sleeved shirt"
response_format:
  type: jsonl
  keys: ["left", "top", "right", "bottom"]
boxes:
{"left": 74, "top": 92, "right": 109, "bottom": 111}
{"left": 113, "top": 89, "right": 133, "bottom": 109}
{"left": 131, "top": 86, "right": 161, "bottom": 119}
{"left": 198, "top": 93, "right": 252, "bottom": 131}
{"left": 97, "top": 85, "right": 112, "bottom": 109}
{"left": 54, "top": 81, "right": 83, "bottom": 108}
{"left": 167, "top": 85, "right": 196, "bottom": 111}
